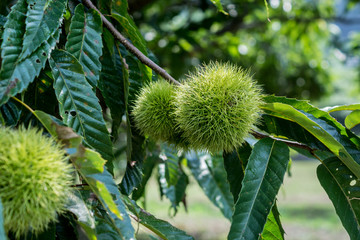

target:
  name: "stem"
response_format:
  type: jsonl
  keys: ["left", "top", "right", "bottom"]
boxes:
{"left": 82, "top": 0, "right": 181, "bottom": 86}
{"left": 251, "top": 130, "right": 316, "bottom": 156}
{"left": 12, "top": 97, "right": 34, "bottom": 114}
{"left": 82, "top": 0, "right": 319, "bottom": 158}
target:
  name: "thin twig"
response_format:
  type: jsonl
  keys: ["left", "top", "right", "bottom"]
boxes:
{"left": 83, "top": 0, "right": 318, "bottom": 159}
{"left": 82, "top": 0, "right": 181, "bottom": 86}
{"left": 251, "top": 130, "right": 316, "bottom": 154}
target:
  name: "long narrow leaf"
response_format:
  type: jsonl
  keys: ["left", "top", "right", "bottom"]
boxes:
{"left": 111, "top": 0, "right": 147, "bottom": 55}
{"left": 260, "top": 203, "right": 285, "bottom": 240}
{"left": 72, "top": 147, "right": 135, "bottom": 240}
{"left": 132, "top": 154, "right": 158, "bottom": 201}
{"left": 0, "top": 98, "right": 21, "bottom": 126}
{"left": 317, "top": 156, "right": 360, "bottom": 239}
{"left": 0, "top": 0, "right": 59, "bottom": 106}
{"left": 263, "top": 97, "right": 360, "bottom": 179}
{"left": 157, "top": 159, "right": 189, "bottom": 213}
{"left": 186, "top": 151, "right": 233, "bottom": 220}
{"left": 223, "top": 142, "right": 252, "bottom": 203}
{"left": 228, "top": 138, "right": 289, "bottom": 240}
{"left": 49, "top": 49, "right": 114, "bottom": 172}
{"left": 98, "top": 35, "right": 125, "bottom": 135}
{"left": 123, "top": 195, "right": 194, "bottom": 240}
{"left": 66, "top": 4, "right": 103, "bottom": 89}
{"left": 119, "top": 127, "right": 146, "bottom": 195}
{"left": 345, "top": 110, "right": 360, "bottom": 130}
{"left": 20, "top": 0, "right": 66, "bottom": 60}
{"left": 65, "top": 191, "right": 97, "bottom": 240}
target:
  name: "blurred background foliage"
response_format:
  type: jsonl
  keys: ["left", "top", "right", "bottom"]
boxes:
{"left": 127, "top": 0, "right": 360, "bottom": 103}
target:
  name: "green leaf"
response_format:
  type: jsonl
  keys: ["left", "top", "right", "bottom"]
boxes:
{"left": 345, "top": 110, "right": 360, "bottom": 130}
{"left": 0, "top": 199, "right": 6, "bottom": 240}
{"left": 32, "top": 110, "right": 83, "bottom": 150}
{"left": 132, "top": 153, "right": 158, "bottom": 201}
{"left": 260, "top": 203, "right": 285, "bottom": 240}
{"left": 20, "top": 0, "right": 66, "bottom": 60}
{"left": 323, "top": 104, "right": 360, "bottom": 130}
{"left": 49, "top": 49, "right": 114, "bottom": 172}
{"left": 98, "top": 38, "right": 126, "bottom": 136}
{"left": 111, "top": 0, "right": 147, "bottom": 55}
{"left": 123, "top": 195, "right": 194, "bottom": 240}
{"left": 111, "top": 13, "right": 147, "bottom": 54}
{"left": 223, "top": 142, "right": 252, "bottom": 203}
{"left": 0, "top": 0, "right": 60, "bottom": 106}
{"left": 72, "top": 146, "right": 135, "bottom": 239}
{"left": 325, "top": 104, "right": 360, "bottom": 113}
{"left": 209, "top": 0, "right": 228, "bottom": 15}
{"left": 0, "top": 98, "right": 21, "bottom": 126}
{"left": 65, "top": 191, "right": 97, "bottom": 240}
{"left": 317, "top": 157, "right": 360, "bottom": 240}
{"left": 65, "top": 4, "right": 103, "bottom": 89}
{"left": 186, "top": 151, "right": 234, "bottom": 220}
{"left": 262, "top": 96, "right": 360, "bottom": 179}
{"left": 158, "top": 160, "right": 189, "bottom": 213}
{"left": 161, "top": 144, "right": 182, "bottom": 186}
{"left": 263, "top": 96, "right": 360, "bottom": 147}
{"left": 228, "top": 138, "right": 289, "bottom": 240}
{"left": 119, "top": 127, "right": 146, "bottom": 196}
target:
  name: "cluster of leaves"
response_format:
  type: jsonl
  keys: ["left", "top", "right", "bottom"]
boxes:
{"left": 0, "top": 0, "right": 359, "bottom": 240}
{"left": 131, "top": 0, "right": 358, "bottom": 100}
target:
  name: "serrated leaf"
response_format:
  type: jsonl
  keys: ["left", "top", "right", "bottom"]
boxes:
{"left": 161, "top": 144, "right": 182, "bottom": 186}
{"left": 32, "top": 110, "right": 83, "bottom": 149}
{"left": 0, "top": 0, "right": 60, "bottom": 106}
{"left": 0, "top": 98, "right": 21, "bottom": 126}
{"left": 345, "top": 110, "right": 360, "bottom": 130}
{"left": 223, "top": 142, "right": 252, "bottom": 203}
{"left": 98, "top": 38, "right": 126, "bottom": 135}
{"left": 262, "top": 96, "right": 360, "bottom": 179}
{"left": 20, "top": 0, "right": 66, "bottom": 60}
{"left": 111, "top": 0, "right": 147, "bottom": 55}
{"left": 66, "top": 4, "right": 103, "bottom": 89}
{"left": 132, "top": 154, "right": 158, "bottom": 201}
{"left": 123, "top": 195, "right": 194, "bottom": 240}
{"left": 49, "top": 49, "right": 114, "bottom": 172}
{"left": 260, "top": 204, "right": 285, "bottom": 240}
{"left": 263, "top": 96, "right": 360, "bottom": 147}
{"left": 158, "top": 160, "right": 189, "bottom": 213}
{"left": 0, "top": 199, "right": 6, "bottom": 240}
{"left": 317, "top": 157, "right": 360, "bottom": 240}
{"left": 95, "top": 214, "right": 122, "bottom": 240}
{"left": 119, "top": 127, "right": 146, "bottom": 196}
{"left": 72, "top": 146, "right": 135, "bottom": 239}
{"left": 228, "top": 138, "right": 289, "bottom": 240}
{"left": 186, "top": 151, "right": 233, "bottom": 220}
{"left": 111, "top": 13, "right": 147, "bottom": 55}
{"left": 65, "top": 191, "right": 97, "bottom": 240}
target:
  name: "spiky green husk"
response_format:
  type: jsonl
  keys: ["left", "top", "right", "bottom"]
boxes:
{"left": 175, "top": 62, "right": 263, "bottom": 153}
{"left": 132, "top": 79, "right": 180, "bottom": 143}
{"left": 0, "top": 127, "right": 73, "bottom": 238}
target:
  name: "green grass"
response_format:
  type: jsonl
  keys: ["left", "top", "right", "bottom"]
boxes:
{"left": 135, "top": 160, "right": 349, "bottom": 240}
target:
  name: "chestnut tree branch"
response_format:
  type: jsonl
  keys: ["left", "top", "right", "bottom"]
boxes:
{"left": 251, "top": 130, "right": 316, "bottom": 155}
{"left": 82, "top": 0, "right": 181, "bottom": 86}
{"left": 82, "top": 0, "right": 317, "bottom": 157}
